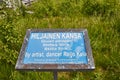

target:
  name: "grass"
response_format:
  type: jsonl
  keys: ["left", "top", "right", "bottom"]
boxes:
{"left": 0, "top": 0, "right": 120, "bottom": 80}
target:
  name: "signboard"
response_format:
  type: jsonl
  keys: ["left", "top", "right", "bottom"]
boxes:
{"left": 15, "top": 29, "right": 95, "bottom": 71}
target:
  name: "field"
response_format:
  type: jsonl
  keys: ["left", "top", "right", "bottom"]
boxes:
{"left": 0, "top": 0, "right": 120, "bottom": 80}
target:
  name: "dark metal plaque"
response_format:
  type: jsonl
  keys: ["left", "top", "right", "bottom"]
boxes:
{"left": 15, "top": 29, "right": 95, "bottom": 71}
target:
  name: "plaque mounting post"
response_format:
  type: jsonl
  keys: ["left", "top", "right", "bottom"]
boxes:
{"left": 53, "top": 71, "right": 58, "bottom": 80}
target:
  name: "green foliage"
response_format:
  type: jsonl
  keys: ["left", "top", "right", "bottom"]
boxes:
{"left": 81, "top": 0, "right": 117, "bottom": 18}
{"left": 58, "top": 1, "right": 75, "bottom": 16}
{"left": 0, "top": 60, "right": 14, "bottom": 80}
{"left": 28, "top": 0, "right": 57, "bottom": 18}
{"left": 0, "top": 0, "right": 120, "bottom": 80}
{"left": 10, "top": 71, "right": 53, "bottom": 80}
{"left": 0, "top": 8, "right": 23, "bottom": 65}
{"left": 27, "top": 0, "right": 82, "bottom": 18}
{"left": 0, "top": 22, "right": 22, "bottom": 64}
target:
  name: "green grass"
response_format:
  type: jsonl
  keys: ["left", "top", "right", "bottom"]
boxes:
{"left": 0, "top": 0, "right": 120, "bottom": 80}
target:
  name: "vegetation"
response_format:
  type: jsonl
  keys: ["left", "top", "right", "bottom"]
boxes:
{"left": 0, "top": 0, "right": 120, "bottom": 80}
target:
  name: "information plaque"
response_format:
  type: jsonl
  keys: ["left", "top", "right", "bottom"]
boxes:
{"left": 15, "top": 29, "right": 95, "bottom": 71}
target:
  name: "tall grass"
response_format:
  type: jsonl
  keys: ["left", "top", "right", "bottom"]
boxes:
{"left": 0, "top": 0, "right": 120, "bottom": 80}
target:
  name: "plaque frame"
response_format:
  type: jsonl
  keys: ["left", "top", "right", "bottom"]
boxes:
{"left": 15, "top": 29, "right": 95, "bottom": 71}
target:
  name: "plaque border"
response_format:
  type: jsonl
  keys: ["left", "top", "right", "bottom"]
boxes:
{"left": 15, "top": 29, "right": 95, "bottom": 71}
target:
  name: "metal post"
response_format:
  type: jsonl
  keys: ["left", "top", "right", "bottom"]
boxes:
{"left": 53, "top": 71, "right": 58, "bottom": 80}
